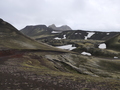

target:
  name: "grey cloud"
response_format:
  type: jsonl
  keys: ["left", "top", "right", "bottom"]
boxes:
{"left": 0, "top": 0, "right": 120, "bottom": 31}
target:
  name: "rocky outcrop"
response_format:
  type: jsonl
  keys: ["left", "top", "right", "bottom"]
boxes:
{"left": 48, "top": 24, "right": 72, "bottom": 30}
{"left": 0, "top": 49, "right": 120, "bottom": 90}
{"left": 45, "top": 53, "right": 120, "bottom": 78}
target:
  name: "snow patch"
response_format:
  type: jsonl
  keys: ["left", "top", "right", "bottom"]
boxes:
{"left": 54, "top": 35, "right": 66, "bottom": 40}
{"left": 81, "top": 52, "right": 91, "bottom": 56}
{"left": 75, "top": 33, "right": 78, "bottom": 35}
{"left": 63, "top": 35, "right": 66, "bottom": 39}
{"left": 87, "top": 32, "right": 95, "bottom": 38}
{"left": 85, "top": 32, "right": 95, "bottom": 40}
{"left": 114, "top": 56, "right": 118, "bottom": 59}
{"left": 54, "top": 37, "right": 61, "bottom": 40}
{"left": 51, "top": 31, "right": 59, "bottom": 33}
{"left": 84, "top": 36, "right": 88, "bottom": 40}
{"left": 56, "top": 44, "right": 76, "bottom": 50}
{"left": 98, "top": 43, "right": 106, "bottom": 49}
{"left": 107, "top": 33, "right": 110, "bottom": 35}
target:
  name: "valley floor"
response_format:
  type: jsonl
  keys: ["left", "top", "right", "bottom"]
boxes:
{"left": 0, "top": 50, "right": 120, "bottom": 90}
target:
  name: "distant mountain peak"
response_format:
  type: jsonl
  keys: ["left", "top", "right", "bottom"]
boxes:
{"left": 24, "top": 24, "right": 47, "bottom": 28}
{"left": 50, "top": 24, "right": 56, "bottom": 27}
{"left": 48, "top": 24, "right": 56, "bottom": 30}
{"left": 48, "top": 24, "right": 72, "bottom": 30}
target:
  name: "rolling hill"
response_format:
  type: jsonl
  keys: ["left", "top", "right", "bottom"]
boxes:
{"left": 105, "top": 34, "right": 120, "bottom": 50}
{"left": 0, "top": 18, "right": 67, "bottom": 52}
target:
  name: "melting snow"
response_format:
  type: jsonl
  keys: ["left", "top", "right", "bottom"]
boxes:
{"left": 107, "top": 33, "right": 110, "bottom": 35}
{"left": 114, "top": 56, "right": 118, "bottom": 59}
{"left": 75, "top": 33, "right": 78, "bottom": 35}
{"left": 84, "top": 36, "right": 88, "bottom": 40}
{"left": 54, "top": 37, "right": 61, "bottom": 40}
{"left": 81, "top": 52, "right": 91, "bottom": 56}
{"left": 85, "top": 32, "right": 95, "bottom": 40}
{"left": 56, "top": 44, "right": 76, "bottom": 50}
{"left": 54, "top": 35, "right": 66, "bottom": 40}
{"left": 87, "top": 32, "right": 95, "bottom": 38}
{"left": 51, "top": 31, "right": 59, "bottom": 33}
{"left": 63, "top": 35, "right": 66, "bottom": 39}
{"left": 98, "top": 43, "right": 106, "bottom": 49}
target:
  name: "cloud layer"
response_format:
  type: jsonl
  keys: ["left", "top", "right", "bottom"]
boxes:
{"left": 0, "top": 0, "right": 120, "bottom": 31}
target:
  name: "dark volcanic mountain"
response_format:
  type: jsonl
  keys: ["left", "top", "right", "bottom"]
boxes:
{"left": 20, "top": 24, "right": 119, "bottom": 41}
{"left": 20, "top": 24, "right": 72, "bottom": 39}
{"left": 20, "top": 25, "right": 60, "bottom": 39}
{"left": 56, "top": 30, "right": 119, "bottom": 40}
{"left": 21, "top": 25, "right": 53, "bottom": 36}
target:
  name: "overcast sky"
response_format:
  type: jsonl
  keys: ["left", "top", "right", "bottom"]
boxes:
{"left": 0, "top": 0, "right": 120, "bottom": 31}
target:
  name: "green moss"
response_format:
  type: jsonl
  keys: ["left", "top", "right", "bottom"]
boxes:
{"left": 105, "top": 34, "right": 120, "bottom": 51}
{"left": 98, "top": 60, "right": 120, "bottom": 72}
{"left": 82, "top": 88, "right": 90, "bottom": 90}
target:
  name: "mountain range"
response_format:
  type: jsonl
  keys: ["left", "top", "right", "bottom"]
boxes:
{"left": 20, "top": 24, "right": 119, "bottom": 41}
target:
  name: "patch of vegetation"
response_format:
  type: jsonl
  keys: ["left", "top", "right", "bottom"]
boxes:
{"left": 98, "top": 60, "right": 120, "bottom": 72}
{"left": 72, "top": 40, "right": 120, "bottom": 57}
{"left": 0, "top": 49, "right": 120, "bottom": 90}
{"left": 105, "top": 34, "right": 120, "bottom": 51}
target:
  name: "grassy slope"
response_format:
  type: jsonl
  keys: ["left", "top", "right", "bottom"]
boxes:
{"left": 0, "top": 19, "right": 68, "bottom": 52}
{"left": 0, "top": 50, "right": 120, "bottom": 90}
{"left": 105, "top": 34, "right": 120, "bottom": 50}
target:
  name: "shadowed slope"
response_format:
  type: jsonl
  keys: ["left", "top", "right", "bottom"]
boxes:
{"left": 105, "top": 34, "right": 120, "bottom": 50}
